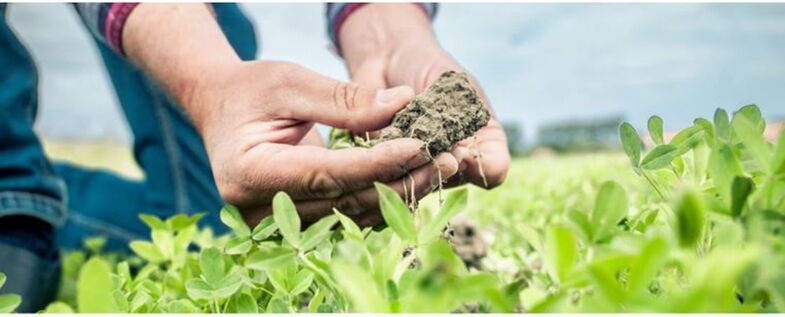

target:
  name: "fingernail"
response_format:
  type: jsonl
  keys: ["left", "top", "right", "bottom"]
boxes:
{"left": 375, "top": 86, "right": 413, "bottom": 106}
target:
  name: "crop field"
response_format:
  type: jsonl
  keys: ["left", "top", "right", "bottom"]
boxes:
{"left": 1, "top": 105, "right": 784, "bottom": 313}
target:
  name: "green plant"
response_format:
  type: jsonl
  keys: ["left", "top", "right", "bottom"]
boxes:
{"left": 5, "top": 103, "right": 784, "bottom": 313}
{"left": 0, "top": 273, "right": 22, "bottom": 313}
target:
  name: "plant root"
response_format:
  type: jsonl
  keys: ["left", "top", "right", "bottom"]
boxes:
{"left": 471, "top": 135, "right": 488, "bottom": 188}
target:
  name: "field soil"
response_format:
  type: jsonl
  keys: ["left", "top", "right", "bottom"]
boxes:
{"left": 376, "top": 71, "right": 490, "bottom": 155}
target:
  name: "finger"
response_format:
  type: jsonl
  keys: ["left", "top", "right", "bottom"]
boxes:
{"left": 453, "top": 121, "right": 511, "bottom": 189}
{"left": 279, "top": 66, "right": 414, "bottom": 132}
{"left": 239, "top": 152, "right": 458, "bottom": 226}
{"left": 240, "top": 138, "right": 431, "bottom": 201}
{"left": 288, "top": 152, "right": 459, "bottom": 223}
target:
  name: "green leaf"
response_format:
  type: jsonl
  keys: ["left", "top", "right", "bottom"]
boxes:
{"left": 273, "top": 192, "right": 301, "bottom": 248}
{"left": 83, "top": 237, "right": 106, "bottom": 254}
{"left": 669, "top": 125, "right": 704, "bottom": 155}
{"left": 648, "top": 115, "right": 664, "bottom": 145}
{"left": 619, "top": 122, "right": 642, "bottom": 167}
{"left": 735, "top": 104, "right": 765, "bottom": 134}
{"left": 113, "top": 290, "right": 129, "bottom": 313}
{"left": 709, "top": 142, "right": 743, "bottom": 207}
{"left": 674, "top": 189, "right": 707, "bottom": 248}
{"left": 224, "top": 236, "right": 253, "bottom": 255}
{"left": 375, "top": 182, "right": 416, "bottom": 244}
{"left": 334, "top": 209, "right": 362, "bottom": 239}
{"left": 77, "top": 257, "right": 120, "bottom": 313}
{"left": 167, "top": 213, "right": 204, "bottom": 231}
{"left": 0, "top": 294, "right": 21, "bottom": 313}
{"left": 234, "top": 293, "right": 258, "bottom": 313}
{"left": 267, "top": 266, "right": 288, "bottom": 293}
{"left": 641, "top": 144, "right": 680, "bottom": 170}
{"left": 151, "top": 230, "right": 174, "bottom": 259}
{"left": 213, "top": 273, "right": 244, "bottom": 299}
{"left": 419, "top": 239, "right": 467, "bottom": 274}
{"left": 220, "top": 205, "right": 251, "bottom": 237}
{"left": 732, "top": 114, "right": 772, "bottom": 174}
{"left": 693, "top": 118, "right": 715, "bottom": 142}
{"left": 714, "top": 108, "right": 731, "bottom": 141}
{"left": 309, "top": 288, "right": 328, "bottom": 313}
{"left": 731, "top": 176, "right": 754, "bottom": 218}
{"left": 419, "top": 187, "right": 468, "bottom": 244}
{"left": 545, "top": 225, "right": 578, "bottom": 283}
{"left": 0, "top": 273, "right": 5, "bottom": 289}
{"left": 199, "top": 247, "right": 225, "bottom": 286}
{"left": 164, "top": 299, "right": 199, "bottom": 313}
{"left": 301, "top": 215, "right": 339, "bottom": 251}
{"left": 139, "top": 214, "right": 167, "bottom": 231}
{"left": 251, "top": 216, "right": 277, "bottom": 241}
{"left": 627, "top": 237, "right": 669, "bottom": 295}
{"left": 266, "top": 297, "right": 290, "bottom": 313}
{"left": 290, "top": 270, "right": 314, "bottom": 296}
{"left": 245, "top": 246, "right": 297, "bottom": 271}
{"left": 129, "top": 289, "right": 150, "bottom": 312}
{"left": 43, "top": 302, "right": 75, "bottom": 313}
{"left": 590, "top": 181, "right": 628, "bottom": 241}
{"left": 185, "top": 279, "right": 213, "bottom": 301}
{"left": 773, "top": 128, "right": 785, "bottom": 175}
{"left": 331, "top": 260, "right": 388, "bottom": 312}
{"left": 567, "top": 209, "right": 592, "bottom": 242}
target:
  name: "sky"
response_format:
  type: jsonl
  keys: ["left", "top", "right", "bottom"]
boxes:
{"left": 7, "top": 3, "right": 785, "bottom": 145}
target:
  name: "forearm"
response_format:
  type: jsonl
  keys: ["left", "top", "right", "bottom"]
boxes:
{"left": 338, "top": 4, "right": 437, "bottom": 74}
{"left": 123, "top": 3, "right": 240, "bottom": 128}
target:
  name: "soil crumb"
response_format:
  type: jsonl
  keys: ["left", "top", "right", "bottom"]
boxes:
{"left": 376, "top": 71, "right": 491, "bottom": 155}
{"left": 443, "top": 219, "right": 488, "bottom": 269}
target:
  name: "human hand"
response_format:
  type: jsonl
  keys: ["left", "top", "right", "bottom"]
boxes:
{"left": 122, "top": 4, "right": 458, "bottom": 226}
{"left": 189, "top": 61, "right": 460, "bottom": 225}
{"left": 339, "top": 4, "right": 510, "bottom": 189}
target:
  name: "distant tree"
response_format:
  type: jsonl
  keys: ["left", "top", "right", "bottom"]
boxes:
{"left": 502, "top": 121, "right": 525, "bottom": 156}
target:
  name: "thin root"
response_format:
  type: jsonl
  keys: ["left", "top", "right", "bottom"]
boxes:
{"left": 408, "top": 173, "right": 417, "bottom": 211}
{"left": 424, "top": 146, "right": 445, "bottom": 207}
{"left": 471, "top": 135, "right": 488, "bottom": 188}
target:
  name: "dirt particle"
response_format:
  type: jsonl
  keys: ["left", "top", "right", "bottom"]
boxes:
{"left": 443, "top": 219, "right": 488, "bottom": 269}
{"left": 376, "top": 71, "right": 491, "bottom": 155}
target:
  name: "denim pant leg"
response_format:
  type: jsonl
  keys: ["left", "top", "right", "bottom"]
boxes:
{"left": 0, "top": 4, "right": 67, "bottom": 228}
{"left": 54, "top": 3, "right": 259, "bottom": 250}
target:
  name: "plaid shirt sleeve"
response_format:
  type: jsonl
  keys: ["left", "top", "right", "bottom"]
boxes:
{"left": 73, "top": 3, "right": 140, "bottom": 56}
{"left": 325, "top": 3, "right": 438, "bottom": 56}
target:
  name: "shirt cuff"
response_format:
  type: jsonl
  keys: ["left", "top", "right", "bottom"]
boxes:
{"left": 326, "top": 3, "right": 438, "bottom": 56}
{"left": 104, "top": 3, "right": 141, "bottom": 56}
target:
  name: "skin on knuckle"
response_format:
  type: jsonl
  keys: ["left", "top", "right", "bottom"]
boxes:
{"left": 333, "top": 82, "right": 364, "bottom": 130}
{"left": 335, "top": 192, "right": 364, "bottom": 216}
{"left": 305, "top": 168, "right": 344, "bottom": 198}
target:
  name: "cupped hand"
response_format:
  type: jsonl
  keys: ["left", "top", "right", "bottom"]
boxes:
{"left": 190, "top": 61, "right": 459, "bottom": 226}
{"left": 340, "top": 4, "right": 510, "bottom": 189}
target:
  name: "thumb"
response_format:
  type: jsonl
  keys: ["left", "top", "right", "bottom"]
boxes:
{"left": 284, "top": 68, "right": 414, "bottom": 131}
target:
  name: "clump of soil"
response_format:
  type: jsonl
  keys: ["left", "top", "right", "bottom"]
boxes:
{"left": 376, "top": 71, "right": 490, "bottom": 156}
{"left": 442, "top": 219, "right": 488, "bottom": 269}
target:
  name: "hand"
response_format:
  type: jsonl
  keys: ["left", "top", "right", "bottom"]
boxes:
{"left": 123, "top": 4, "right": 459, "bottom": 226}
{"left": 339, "top": 4, "right": 510, "bottom": 189}
{"left": 193, "top": 61, "right": 460, "bottom": 226}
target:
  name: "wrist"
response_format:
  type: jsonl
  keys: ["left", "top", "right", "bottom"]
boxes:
{"left": 338, "top": 4, "right": 437, "bottom": 73}
{"left": 122, "top": 3, "right": 242, "bottom": 127}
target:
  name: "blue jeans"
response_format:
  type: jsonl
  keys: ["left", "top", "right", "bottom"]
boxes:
{"left": 0, "top": 4, "right": 258, "bottom": 250}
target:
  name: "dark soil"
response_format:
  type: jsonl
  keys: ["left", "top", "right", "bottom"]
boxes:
{"left": 376, "top": 71, "right": 491, "bottom": 156}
